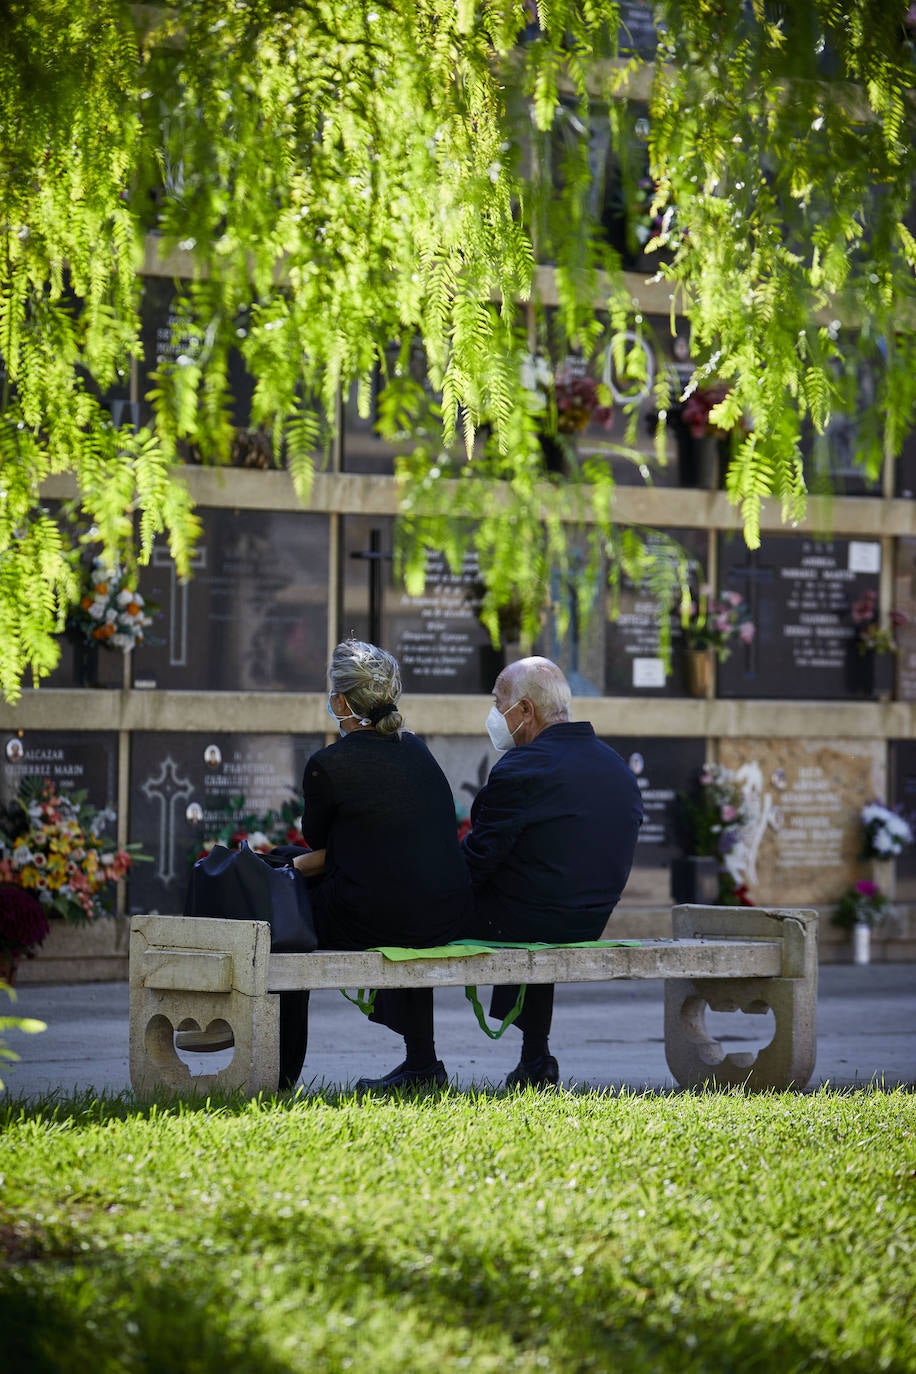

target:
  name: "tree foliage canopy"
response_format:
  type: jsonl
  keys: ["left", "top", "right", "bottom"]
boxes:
{"left": 1, "top": 0, "right": 914, "bottom": 699}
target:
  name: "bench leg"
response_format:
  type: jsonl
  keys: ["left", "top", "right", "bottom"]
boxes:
{"left": 130, "top": 916, "right": 280, "bottom": 1098}
{"left": 130, "top": 987, "right": 280, "bottom": 1098}
{"left": 663, "top": 905, "right": 818, "bottom": 1091}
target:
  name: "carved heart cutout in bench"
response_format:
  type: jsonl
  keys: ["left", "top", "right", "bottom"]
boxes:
{"left": 681, "top": 995, "right": 776, "bottom": 1069}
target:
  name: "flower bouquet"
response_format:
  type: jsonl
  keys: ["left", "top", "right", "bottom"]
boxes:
{"left": 682, "top": 586, "right": 755, "bottom": 662}
{"left": 831, "top": 879, "right": 892, "bottom": 931}
{"left": 0, "top": 884, "right": 51, "bottom": 978}
{"left": 70, "top": 557, "right": 155, "bottom": 652}
{"left": 553, "top": 364, "right": 613, "bottom": 434}
{"left": 673, "top": 763, "right": 752, "bottom": 905}
{"left": 679, "top": 383, "right": 735, "bottom": 439}
{"left": 859, "top": 801, "right": 913, "bottom": 860}
{"left": 194, "top": 794, "right": 307, "bottom": 858}
{"left": 850, "top": 589, "right": 909, "bottom": 657}
{"left": 0, "top": 778, "right": 144, "bottom": 923}
{"left": 678, "top": 762, "right": 749, "bottom": 860}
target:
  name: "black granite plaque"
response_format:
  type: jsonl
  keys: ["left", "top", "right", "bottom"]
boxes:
{"left": 138, "top": 278, "right": 255, "bottom": 435}
{"left": 341, "top": 517, "right": 499, "bottom": 694}
{"left": 616, "top": 1, "right": 659, "bottom": 56}
{"left": 128, "top": 731, "right": 323, "bottom": 914}
{"left": 130, "top": 508, "right": 330, "bottom": 691}
{"left": 603, "top": 528, "right": 709, "bottom": 696}
{"left": 895, "top": 424, "right": 916, "bottom": 500}
{"left": 717, "top": 534, "right": 883, "bottom": 699}
{"left": 1, "top": 731, "right": 118, "bottom": 815}
{"left": 602, "top": 737, "right": 708, "bottom": 866}
{"left": 890, "top": 739, "right": 916, "bottom": 901}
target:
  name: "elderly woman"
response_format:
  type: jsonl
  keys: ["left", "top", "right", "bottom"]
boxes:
{"left": 291, "top": 639, "right": 471, "bottom": 1091}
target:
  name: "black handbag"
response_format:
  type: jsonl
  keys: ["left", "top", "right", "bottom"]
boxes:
{"left": 183, "top": 841, "right": 317, "bottom": 953}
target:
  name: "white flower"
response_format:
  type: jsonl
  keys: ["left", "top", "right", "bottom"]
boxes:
{"left": 116, "top": 589, "right": 134, "bottom": 608}
{"left": 887, "top": 815, "right": 912, "bottom": 843}
{"left": 88, "top": 599, "right": 107, "bottom": 620}
{"left": 248, "top": 831, "right": 270, "bottom": 851}
{"left": 12, "top": 844, "right": 32, "bottom": 868}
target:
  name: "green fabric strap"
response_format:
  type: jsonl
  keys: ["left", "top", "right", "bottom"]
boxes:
{"left": 340, "top": 988, "right": 376, "bottom": 1016}
{"left": 464, "top": 983, "right": 527, "bottom": 1039}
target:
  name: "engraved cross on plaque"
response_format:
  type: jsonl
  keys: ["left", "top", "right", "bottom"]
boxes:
{"left": 141, "top": 755, "right": 195, "bottom": 887}
{"left": 152, "top": 544, "right": 207, "bottom": 667}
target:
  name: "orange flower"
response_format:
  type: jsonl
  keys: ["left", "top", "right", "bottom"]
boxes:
{"left": 80, "top": 595, "right": 94, "bottom": 611}
{"left": 93, "top": 624, "right": 116, "bottom": 640}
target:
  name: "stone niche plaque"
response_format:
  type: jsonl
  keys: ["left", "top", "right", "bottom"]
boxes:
{"left": 128, "top": 732, "right": 323, "bottom": 915}
{"left": 718, "top": 738, "right": 885, "bottom": 909}
{"left": 138, "top": 278, "right": 254, "bottom": 434}
{"left": 604, "top": 737, "right": 708, "bottom": 905}
{"left": 604, "top": 528, "right": 708, "bottom": 697}
{"left": 890, "top": 739, "right": 916, "bottom": 902}
{"left": 717, "top": 534, "right": 882, "bottom": 699}
{"left": 421, "top": 735, "right": 500, "bottom": 828}
{"left": 616, "top": 1, "right": 658, "bottom": 56}
{"left": 341, "top": 517, "right": 498, "bottom": 694}
{"left": 1, "top": 731, "right": 119, "bottom": 812}
{"left": 893, "top": 538, "right": 916, "bottom": 702}
{"left": 131, "top": 507, "right": 330, "bottom": 692}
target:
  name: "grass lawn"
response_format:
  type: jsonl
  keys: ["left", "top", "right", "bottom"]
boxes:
{"left": 0, "top": 1085, "right": 913, "bottom": 1373}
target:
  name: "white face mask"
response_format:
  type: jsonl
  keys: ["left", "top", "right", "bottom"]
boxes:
{"left": 327, "top": 694, "right": 358, "bottom": 736}
{"left": 485, "top": 700, "right": 522, "bottom": 752}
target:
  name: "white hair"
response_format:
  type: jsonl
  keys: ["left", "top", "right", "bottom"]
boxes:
{"left": 502, "top": 656, "right": 571, "bottom": 723}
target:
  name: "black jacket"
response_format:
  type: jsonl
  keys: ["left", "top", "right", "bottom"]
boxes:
{"left": 462, "top": 722, "right": 643, "bottom": 942}
{"left": 301, "top": 729, "right": 472, "bottom": 948}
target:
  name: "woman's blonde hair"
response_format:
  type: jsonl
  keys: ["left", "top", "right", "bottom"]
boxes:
{"left": 329, "top": 640, "right": 404, "bottom": 736}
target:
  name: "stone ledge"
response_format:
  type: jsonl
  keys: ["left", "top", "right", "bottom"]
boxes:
{"left": 16, "top": 917, "right": 130, "bottom": 985}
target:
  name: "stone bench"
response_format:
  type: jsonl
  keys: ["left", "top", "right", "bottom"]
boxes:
{"left": 128, "top": 904, "right": 818, "bottom": 1097}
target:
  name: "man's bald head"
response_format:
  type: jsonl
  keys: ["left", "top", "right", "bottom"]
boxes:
{"left": 495, "top": 656, "right": 572, "bottom": 726}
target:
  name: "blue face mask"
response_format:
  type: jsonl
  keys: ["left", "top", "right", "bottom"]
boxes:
{"left": 327, "top": 694, "right": 357, "bottom": 736}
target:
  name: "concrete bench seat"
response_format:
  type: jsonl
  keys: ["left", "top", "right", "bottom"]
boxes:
{"left": 129, "top": 904, "right": 818, "bottom": 1097}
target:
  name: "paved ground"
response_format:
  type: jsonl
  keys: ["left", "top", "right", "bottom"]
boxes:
{"left": 3, "top": 962, "right": 913, "bottom": 1100}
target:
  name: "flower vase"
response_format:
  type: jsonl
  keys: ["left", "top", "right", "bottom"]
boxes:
{"left": 852, "top": 922, "right": 871, "bottom": 966}
{"left": 73, "top": 634, "right": 99, "bottom": 688}
{"left": 684, "top": 648, "right": 714, "bottom": 698}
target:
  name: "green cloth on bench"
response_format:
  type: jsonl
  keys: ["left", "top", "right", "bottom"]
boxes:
{"left": 345, "top": 939, "right": 645, "bottom": 1040}
{"left": 368, "top": 938, "right": 644, "bottom": 961}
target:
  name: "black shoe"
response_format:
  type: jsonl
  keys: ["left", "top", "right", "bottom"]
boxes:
{"left": 505, "top": 1053, "right": 560, "bottom": 1089}
{"left": 355, "top": 1060, "right": 447, "bottom": 1094}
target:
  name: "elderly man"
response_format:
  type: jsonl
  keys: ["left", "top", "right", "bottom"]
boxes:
{"left": 462, "top": 655, "right": 644, "bottom": 1087}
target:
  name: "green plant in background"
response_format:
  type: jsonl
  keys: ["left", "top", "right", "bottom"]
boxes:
{"left": 2, "top": 1, "right": 915, "bottom": 699}
{"left": 0, "top": 984, "right": 45, "bottom": 1093}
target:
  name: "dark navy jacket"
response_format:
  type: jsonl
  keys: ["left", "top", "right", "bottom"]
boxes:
{"left": 461, "top": 722, "right": 644, "bottom": 943}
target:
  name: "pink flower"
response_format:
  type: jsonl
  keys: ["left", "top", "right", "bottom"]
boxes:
{"left": 856, "top": 879, "right": 878, "bottom": 897}
{"left": 738, "top": 621, "right": 755, "bottom": 644}
{"left": 721, "top": 804, "right": 737, "bottom": 822}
